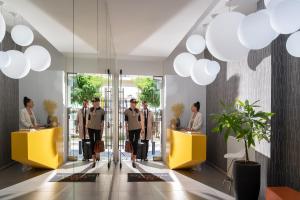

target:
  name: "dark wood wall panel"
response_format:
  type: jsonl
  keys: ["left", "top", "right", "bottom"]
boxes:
{"left": 269, "top": 34, "right": 300, "bottom": 190}
{"left": 0, "top": 33, "right": 19, "bottom": 168}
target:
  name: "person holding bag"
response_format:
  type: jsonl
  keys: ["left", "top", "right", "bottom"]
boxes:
{"left": 124, "top": 98, "right": 142, "bottom": 168}
{"left": 140, "top": 100, "right": 155, "bottom": 161}
{"left": 87, "top": 97, "right": 105, "bottom": 168}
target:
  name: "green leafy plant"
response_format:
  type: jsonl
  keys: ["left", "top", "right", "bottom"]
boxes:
{"left": 71, "top": 74, "right": 105, "bottom": 105}
{"left": 134, "top": 77, "right": 160, "bottom": 108}
{"left": 211, "top": 100, "right": 274, "bottom": 162}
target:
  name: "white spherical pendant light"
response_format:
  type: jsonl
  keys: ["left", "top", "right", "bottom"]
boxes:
{"left": 0, "top": 13, "right": 6, "bottom": 43}
{"left": 269, "top": 0, "right": 300, "bottom": 34}
{"left": 0, "top": 51, "right": 11, "bottom": 70}
{"left": 238, "top": 10, "right": 279, "bottom": 50}
{"left": 205, "top": 60, "right": 220, "bottom": 76}
{"left": 173, "top": 52, "right": 196, "bottom": 77}
{"left": 1, "top": 50, "right": 30, "bottom": 79}
{"left": 191, "top": 59, "right": 217, "bottom": 86}
{"left": 206, "top": 12, "right": 249, "bottom": 62}
{"left": 186, "top": 34, "right": 206, "bottom": 55}
{"left": 286, "top": 31, "right": 300, "bottom": 57}
{"left": 25, "top": 45, "right": 51, "bottom": 72}
{"left": 264, "top": 0, "right": 284, "bottom": 9}
{"left": 11, "top": 25, "right": 34, "bottom": 46}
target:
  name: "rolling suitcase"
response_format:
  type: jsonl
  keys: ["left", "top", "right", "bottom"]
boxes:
{"left": 83, "top": 139, "right": 92, "bottom": 160}
{"left": 136, "top": 142, "right": 147, "bottom": 161}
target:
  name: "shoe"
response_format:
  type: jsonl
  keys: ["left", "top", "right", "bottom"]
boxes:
{"left": 92, "top": 162, "right": 96, "bottom": 168}
{"left": 144, "top": 158, "right": 148, "bottom": 162}
{"left": 132, "top": 162, "right": 136, "bottom": 168}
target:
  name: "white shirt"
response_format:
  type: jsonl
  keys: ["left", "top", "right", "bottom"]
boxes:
{"left": 188, "top": 112, "right": 203, "bottom": 132}
{"left": 20, "top": 108, "right": 37, "bottom": 129}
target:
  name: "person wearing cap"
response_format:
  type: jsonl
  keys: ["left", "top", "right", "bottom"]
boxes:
{"left": 124, "top": 98, "right": 142, "bottom": 168}
{"left": 140, "top": 100, "right": 155, "bottom": 161}
{"left": 87, "top": 97, "right": 105, "bottom": 168}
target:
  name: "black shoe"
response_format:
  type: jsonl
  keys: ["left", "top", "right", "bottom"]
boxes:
{"left": 132, "top": 162, "right": 136, "bottom": 168}
{"left": 92, "top": 162, "right": 96, "bottom": 168}
{"left": 144, "top": 158, "right": 148, "bottom": 162}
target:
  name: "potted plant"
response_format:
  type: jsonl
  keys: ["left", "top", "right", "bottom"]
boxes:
{"left": 212, "top": 100, "right": 274, "bottom": 200}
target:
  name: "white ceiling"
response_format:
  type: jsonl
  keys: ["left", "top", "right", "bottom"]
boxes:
{"left": 107, "top": 0, "right": 214, "bottom": 59}
{"left": 3, "top": 0, "right": 98, "bottom": 55}
{"left": 2, "top": 0, "right": 216, "bottom": 60}
{"left": 2, "top": 0, "right": 259, "bottom": 61}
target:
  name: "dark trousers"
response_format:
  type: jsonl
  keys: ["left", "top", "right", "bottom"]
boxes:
{"left": 129, "top": 129, "right": 141, "bottom": 156}
{"left": 88, "top": 128, "right": 102, "bottom": 155}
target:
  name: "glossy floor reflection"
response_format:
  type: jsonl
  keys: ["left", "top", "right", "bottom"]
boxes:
{"left": 0, "top": 161, "right": 234, "bottom": 200}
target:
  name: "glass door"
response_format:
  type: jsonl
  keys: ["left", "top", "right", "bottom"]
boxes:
{"left": 66, "top": 72, "right": 114, "bottom": 163}
{"left": 116, "top": 72, "right": 164, "bottom": 165}
{"left": 67, "top": 71, "right": 163, "bottom": 163}
{"left": 117, "top": 70, "right": 126, "bottom": 168}
{"left": 104, "top": 69, "right": 113, "bottom": 167}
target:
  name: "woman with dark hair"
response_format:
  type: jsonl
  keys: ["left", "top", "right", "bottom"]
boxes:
{"left": 20, "top": 97, "right": 38, "bottom": 129}
{"left": 187, "top": 101, "right": 203, "bottom": 132}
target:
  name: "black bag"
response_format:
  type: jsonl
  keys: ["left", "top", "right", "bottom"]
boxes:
{"left": 136, "top": 142, "right": 147, "bottom": 160}
{"left": 83, "top": 139, "right": 92, "bottom": 160}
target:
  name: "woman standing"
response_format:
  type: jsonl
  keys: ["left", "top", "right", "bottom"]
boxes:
{"left": 187, "top": 101, "right": 203, "bottom": 132}
{"left": 87, "top": 97, "right": 105, "bottom": 168}
{"left": 124, "top": 98, "right": 142, "bottom": 168}
{"left": 20, "top": 96, "right": 38, "bottom": 129}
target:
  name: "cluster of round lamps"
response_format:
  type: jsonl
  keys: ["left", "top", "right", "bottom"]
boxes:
{"left": 0, "top": 13, "right": 51, "bottom": 79}
{"left": 174, "top": 0, "right": 300, "bottom": 85}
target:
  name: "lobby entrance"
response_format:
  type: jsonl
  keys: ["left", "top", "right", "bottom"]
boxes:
{"left": 66, "top": 70, "right": 163, "bottom": 165}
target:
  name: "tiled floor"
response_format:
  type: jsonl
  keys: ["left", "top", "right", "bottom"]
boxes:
{"left": 0, "top": 161, "right": 234, "bottom": 200}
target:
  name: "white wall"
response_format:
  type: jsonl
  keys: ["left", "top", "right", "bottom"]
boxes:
{"left": 116, "top": 58, "right": 164, "bottom": 76}
{"left": 64, "top": 55, "right": 164, "bottom": 76}
{"left": 65, "top": 56, "right": 110, "bottom": 74}
{"left": 19, "top": 70, "right": 67, "bottom": 160}
{"left": 162, "top": 75, "right": 206, "bottom": 160}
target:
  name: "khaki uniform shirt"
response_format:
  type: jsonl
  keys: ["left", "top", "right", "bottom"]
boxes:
{"left": 87, "top": 107, "right": 105, "bottom": 130}
{"left": 124, "top": 108, "right": 141, "bottom": 131}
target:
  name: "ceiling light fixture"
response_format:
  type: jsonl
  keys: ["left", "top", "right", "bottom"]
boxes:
{"left": 11, "top": 25, "right": 34, "bottom": 46}
{"left": 173, "top": 52, "right": 196, "bottom": 77}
